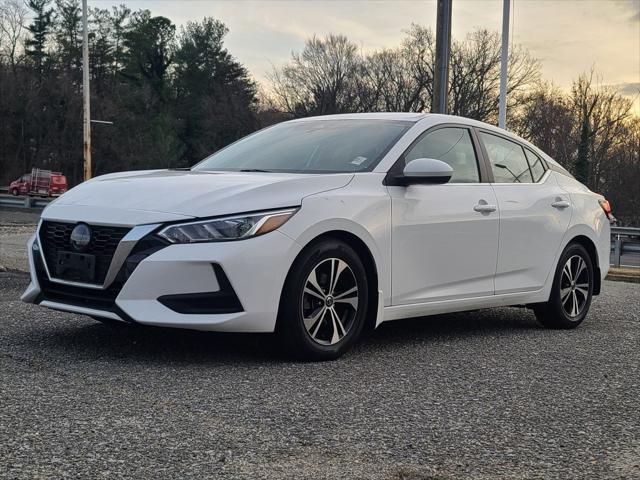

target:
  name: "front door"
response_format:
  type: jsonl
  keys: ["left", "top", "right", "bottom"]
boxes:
{"left": 19, "top": 175, "right": 31, "bottom": 194}
{"left": 388, "top": 126, "right": 499, "bottom": 305}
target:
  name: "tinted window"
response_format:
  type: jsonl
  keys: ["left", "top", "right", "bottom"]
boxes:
{"left": 524, "top": 148, "right": 547, "bottom": 182}
{"left": 479, "top": 132, "right": 533, "bottom": 183}
{"left": 405, "top": 127, "right": 480, "bottom": 183}
{"left": 193, "top": 120, "right": 412, "bottom": 173}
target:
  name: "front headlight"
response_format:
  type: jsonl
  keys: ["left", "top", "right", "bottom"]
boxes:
{"left": 157, "top": 208, "right": 298, "bottom": 244}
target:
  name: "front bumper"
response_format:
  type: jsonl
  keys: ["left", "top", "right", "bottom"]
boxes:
{"left": 22, "top": 229, "right": 302, "bottom": 332}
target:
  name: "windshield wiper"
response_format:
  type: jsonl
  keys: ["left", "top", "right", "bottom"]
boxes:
{"left": 239, "top": 168, "right": 273, "bottom": 172}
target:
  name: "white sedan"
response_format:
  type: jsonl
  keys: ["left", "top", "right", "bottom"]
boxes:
{"left": 22, "top": 113, "right": 613, "bottom": 360}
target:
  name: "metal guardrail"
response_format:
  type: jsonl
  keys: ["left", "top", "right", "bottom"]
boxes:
{"left": 0, "top": 195, "right": 52, "bottom": 209}
{"left": 611, "top": 226, "right": 640, "bottom": 268}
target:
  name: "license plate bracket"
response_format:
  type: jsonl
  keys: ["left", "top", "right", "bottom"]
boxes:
{"left": 55, "top": 251, "right": 96, "bottom": 283}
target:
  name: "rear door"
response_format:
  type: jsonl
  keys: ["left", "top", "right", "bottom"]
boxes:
{"left": 477, "top": 130, "right": 572, "bottom": 294}
{"left": 388, "top": 125, "right": 499, "bottom": 305}
{"left": 50, "top": 174, "right": 67, "bottom": 195}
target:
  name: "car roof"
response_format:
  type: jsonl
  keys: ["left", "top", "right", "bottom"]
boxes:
{"left": 288, "top": 112, "right": 563, "bottom": 169}
{"left": 290, "top": 112, "right": 426, "bottom": 122}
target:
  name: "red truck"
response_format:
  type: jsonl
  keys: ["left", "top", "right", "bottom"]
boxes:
{"left": 9, "top": 168, "right": 68, "bottom": 197}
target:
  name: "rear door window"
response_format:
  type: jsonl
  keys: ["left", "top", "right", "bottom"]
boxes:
{"left": 479, "top": 132, "right": 534, "bottom": 183}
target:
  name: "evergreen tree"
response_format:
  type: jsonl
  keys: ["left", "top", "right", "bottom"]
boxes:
{"left": 575, "top": 118, "right": 590, "bottom": 185}
{"left": 54, "top": 0, "right": 82, "bottom": 73}
{"left": 109, "top": 5, "right": 131, "bottom": 78}
{"left": 89, "top": 7, "right": 115, "bottom": 88}
{"left": 122, "top": 11, "right": 175, "bottom": 99}
{"left": 174, "top": 18, "right": 258, "bottom": 162}
{"left": 25, "top": 0, "right": 53, "bottom": 75}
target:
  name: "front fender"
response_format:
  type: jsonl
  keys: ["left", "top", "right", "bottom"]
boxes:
{"left": 279, "top": 174, "right": 392, "bottom": 306}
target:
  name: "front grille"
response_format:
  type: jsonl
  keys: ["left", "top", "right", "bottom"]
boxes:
{"left": 34, "top": 249, "right": 119, "bottom": 310}
{"left": 40, "top": 221, "right": 130, "bottom": 284}
{"left": 35, "top": 234, "right": 169, "bottom": 315}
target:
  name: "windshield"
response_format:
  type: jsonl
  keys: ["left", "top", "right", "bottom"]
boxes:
{"left": 193, "top": 119, "right": 412, "bottom": 173}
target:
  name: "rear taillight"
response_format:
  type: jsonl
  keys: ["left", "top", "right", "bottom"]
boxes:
{"left": 599, "top": 199, "right": 616, "bottom": 224}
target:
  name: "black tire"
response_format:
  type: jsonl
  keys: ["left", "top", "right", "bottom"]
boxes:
{"left": 533, "top": 243, "right": 594, "bottom": 329}
{"left": 10, "top": 188, "right": 18, "bottom": 196}
{"left": 277, "top": 238, "right": 369, "bottom": 361}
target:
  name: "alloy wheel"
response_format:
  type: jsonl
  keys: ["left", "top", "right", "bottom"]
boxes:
{"left": 301, "top": 258, "right": 359, "bottom": 345}
{"left": 560, "top": 255, "right": 590, "bottom": 318}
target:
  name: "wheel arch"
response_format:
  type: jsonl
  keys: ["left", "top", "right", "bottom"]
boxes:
{"left": 277, "top": 229, "right": 381, "bottom": 331}
{"left": 567, "top": 234, "right": 601, "bottom": 295}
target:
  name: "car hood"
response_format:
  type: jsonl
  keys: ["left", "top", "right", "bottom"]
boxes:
{"left": 48, "top": 170, "right": 354, "bottom": 223}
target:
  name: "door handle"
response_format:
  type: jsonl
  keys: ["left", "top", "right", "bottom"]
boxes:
{"left": 551, "top": 200, "right": 570, "bottom": 209}
{"left": 474, "top": 204, "right": 497, "bottom": 213}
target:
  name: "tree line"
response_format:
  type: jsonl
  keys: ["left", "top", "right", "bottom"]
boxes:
{"left": 0, "top": 0, "right": 258, "bottom": 185}
{"left": 1, "top": 0, "right": 638, "bottom": 224}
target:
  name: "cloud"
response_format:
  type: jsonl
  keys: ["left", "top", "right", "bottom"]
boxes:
{"left": 615, "top": 0, "right": 640, "bottom": 22}
{"left": 615, "top": 82, "right": 640, "bottom": 96}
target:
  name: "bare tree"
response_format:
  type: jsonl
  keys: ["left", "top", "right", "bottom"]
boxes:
{"left": 572, "top": 71, "right": 632, "bottom": 187}
{"left": 449, "top": 29, "right": 540, "bottom": 122}
{"left": 512, "top": 82, "right": 576, "bottom": 169}
{"left": 269, "top": 34, "right": 361, "bottom": 116}
{"left": 271, "top": 27, "right": 539, "bottom": 122}
{"left": 357, "top": 24, "right": 434, "bottom": 112}
{"left": 0, "top": 0, "right": 28, "bottom": 70}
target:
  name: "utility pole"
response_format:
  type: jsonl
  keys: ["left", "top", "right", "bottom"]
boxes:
{"left": 498, "top": 0, "right": 510, "bottom": 129}
{"left": 432, "top": 0, "right": 452, "bottom": 114}
{"left": 82, "top": 0, "right": 91, "bottom": 180}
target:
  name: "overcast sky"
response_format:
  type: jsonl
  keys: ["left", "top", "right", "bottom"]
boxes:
{"left": 95, "top": 0, "right": 640, "bottom": 109}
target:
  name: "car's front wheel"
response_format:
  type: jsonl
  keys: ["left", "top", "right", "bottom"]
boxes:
{"left": 533, "top": 243, "right": 594, "bottom": 329}
{"left": 10, "top": 188, "right": 18, "bottom": 196}
{"left": 277, "top": 239, "right": 369, "bottom": 361}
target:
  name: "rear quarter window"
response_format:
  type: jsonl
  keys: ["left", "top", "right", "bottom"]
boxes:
{"left": 524, "top": 149, "right": 547, "bottom": 182}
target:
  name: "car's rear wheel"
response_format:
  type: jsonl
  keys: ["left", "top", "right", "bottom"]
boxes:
{"left": 10, "top": 188, "right": 18, "bottom": 196}
{"left": 277, "top": 239, "right": 369, "bottom": 361}
{"left": 533, "top": 243, "right": 594, "bottom": 329}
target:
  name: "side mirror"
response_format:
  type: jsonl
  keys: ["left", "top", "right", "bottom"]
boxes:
{"left": 392, "top": 158, "right": 453, "bottom": 185}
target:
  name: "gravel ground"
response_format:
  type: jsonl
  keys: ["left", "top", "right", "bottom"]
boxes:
{"left": 0, "top": 207, "right": 40, "bottom": 271}
{"left": 0, "top": 271, "right": 639, "bottom": 480}
{"left": 0, "top": 207, "right": 42, "bottom": 225}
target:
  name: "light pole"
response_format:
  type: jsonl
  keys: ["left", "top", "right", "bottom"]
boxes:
{"left": 432, "top": 0, "right": 452, "bottom": 114}
{"left": 498, "top": 0, "right": 510, "bottom": 129}
{"left": 82, "top": 0, "right": 91, "bottom": 181}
